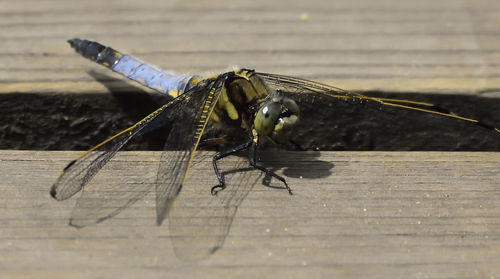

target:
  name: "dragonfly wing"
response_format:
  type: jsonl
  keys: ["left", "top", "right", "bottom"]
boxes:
{"left": 50, "top": 89, "right": 196, "bottom": 201}
{"left": 256, "top": 72, "right": 500, "bottom": 150}
{"left": 154, "top": 76, "right": 227, "bottom": 225}
{"left": 51, "top": 81, "right": 210, "bottom": 227}
{"left": 168, "top": 155, "right": 261, "bottom": 261}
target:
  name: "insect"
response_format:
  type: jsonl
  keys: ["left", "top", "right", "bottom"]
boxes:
{"left": 51, "top": 39, "right": 500, "bottom": 259}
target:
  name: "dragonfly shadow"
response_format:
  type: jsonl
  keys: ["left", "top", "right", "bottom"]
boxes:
{"left": 69, "top": 182, "right": 153, "bottom": 228}
{"left": 67, "top": 153, "right": 158, "bottom": 228}
{"left": 259, "top": 151, "right": 334, "bottom": 187}
{"left": 66, "top": 152, "right": 273, "bottom": 261}
{"left": 166, "top": 151, "right": 333, "bottom": 262}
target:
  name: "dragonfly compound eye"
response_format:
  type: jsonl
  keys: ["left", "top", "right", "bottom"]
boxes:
{"left": 254, "top": 102, "right": 281, "bottom": 136}
{"left": 254, "top": 98, "right": 300, "bottom": 137}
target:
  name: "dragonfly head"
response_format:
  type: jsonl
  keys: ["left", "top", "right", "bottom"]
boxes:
{"left": 254, "top": 96, "right": 300, "bottom": 140}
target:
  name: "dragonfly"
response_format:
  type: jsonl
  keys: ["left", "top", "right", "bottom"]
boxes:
{"left": 51, "top": 38, "right": 500, "bottom": 260}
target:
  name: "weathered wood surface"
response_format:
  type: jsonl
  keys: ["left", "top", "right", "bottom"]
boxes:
{"left": 1, "top": 150, "right": 499, "bottom": 278}
{"left": 1, "top": 0, "right": 500, "bottom": 94}
{"left": 1, "top": 0, "right": 500, "bottom": 277}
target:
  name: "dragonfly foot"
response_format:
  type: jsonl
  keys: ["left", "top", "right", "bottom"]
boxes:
{"left": 282, "top": 181, "right": 294, "bottom": 195}
{"left": 211, "top": 184, "right": 225, "bottom": 195}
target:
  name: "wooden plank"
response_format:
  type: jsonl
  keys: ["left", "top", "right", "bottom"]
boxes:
{"left": 1, "top": 0, "right": 500, "bottom": 93}
{"left": 1, "top": 150, "right": 499, "bottom": 278}
{"left": 1, "top": 0, "right": 500, "bottom": 152}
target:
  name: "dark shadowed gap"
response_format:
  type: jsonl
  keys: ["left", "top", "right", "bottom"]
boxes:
{"left": 1, "top": 82, "right": 499, "bottom": 151}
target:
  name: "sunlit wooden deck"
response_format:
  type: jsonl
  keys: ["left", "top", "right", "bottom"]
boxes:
{"left": 2, "top": 0, "right": 500, "bottom": 278}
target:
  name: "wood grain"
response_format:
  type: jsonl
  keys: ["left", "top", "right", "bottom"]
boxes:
{"left": 1, "top": 150, "right": 499, "bottom": 278}
{"left": 1, "top": 0, "right": 500, "bottom": 94}
{"left": 1, "top": 0, "right": 500, "bottom": 277}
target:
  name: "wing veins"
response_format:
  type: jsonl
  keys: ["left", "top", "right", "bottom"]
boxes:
{"left": 257, "top": 72, "right": 500, "bottom": 135}
{"left": 154, "top": 75, "right": 227, "bottom": 225}
{"left": 51, "top": 90, "right": 194, "bottom": 201}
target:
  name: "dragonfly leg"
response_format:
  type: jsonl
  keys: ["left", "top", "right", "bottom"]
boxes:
{"left": 211, "top": 141, "right": 252, "bottom": 195}
{"left": 248, "top": 142, "right": 294, "bottom": 195}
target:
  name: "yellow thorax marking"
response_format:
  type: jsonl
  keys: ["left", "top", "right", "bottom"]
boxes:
{"left": 252, "top": 129, "right": 259, "bottom": 143}
{"left": 234, "top": 70, "right": 251, "bottom": 81}
{"left": 168, "top": 90, "right": 179, "bottom": 98}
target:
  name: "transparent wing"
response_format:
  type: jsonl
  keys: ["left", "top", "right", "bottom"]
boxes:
{"left": 50, "top": 90, "right": 194, "bottom": 201}
{"left": 168, "top": 152, "right": 261, "bottom": 261}
{"left": 154, "top": 76, "right": 248, "bottom": 261}
{"left": 50, "top": 76, "right": 224, "bottom": 227}
{"left": 256, "top": 72, "right": 500, "bottom": 150}
{"left": 154, "top": 76, "right": 227, "bottom": 225}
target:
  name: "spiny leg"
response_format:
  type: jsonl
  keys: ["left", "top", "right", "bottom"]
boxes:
{"left": 211, "top": 140, "right": 293, "bottom": 195}
{"left": 212, "top": 141, "right": 252, "bottom": 195}
{"left": 247, "top": 142, "right": 293, "bottom": 195}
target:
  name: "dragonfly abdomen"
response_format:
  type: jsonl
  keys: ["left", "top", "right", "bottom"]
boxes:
{"left": 68, "top": 38, "right": 197, "bottom": 98}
